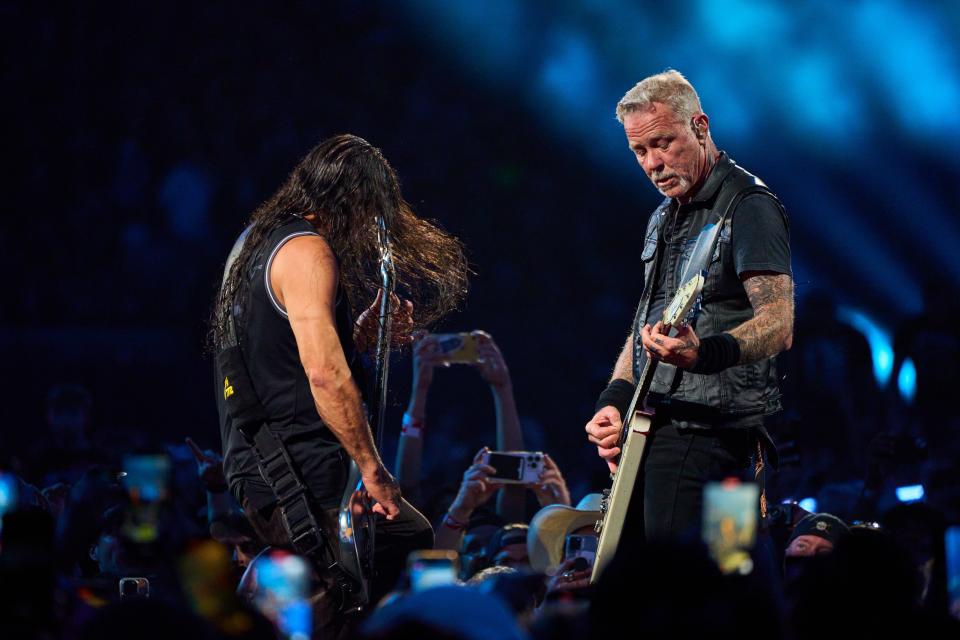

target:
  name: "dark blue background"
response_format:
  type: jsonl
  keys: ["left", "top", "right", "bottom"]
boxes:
{"left": 3, "top": 1, "right": 958, "bottom": 505}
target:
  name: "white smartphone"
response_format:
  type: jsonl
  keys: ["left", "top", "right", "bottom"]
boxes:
{"left": 481, "top": 451, "right": 544, "bottom": 484}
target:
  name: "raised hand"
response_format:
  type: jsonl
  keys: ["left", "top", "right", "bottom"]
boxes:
{"left": 545, "top": 556, "right": 592, "bottom": 595}
{"left": 585, "top": 405, "right": 622, "bottom": 473}
{"left": 448, "top": 447, "right": 500, "bottom": 520}
{"left": 470, "top": 331, "right": 511, "bottom": 389}
{"left": 185, "top": 437, "right": 227, "bottom": 491}
{"left": 528, "top": 454, "right": 571, "bottom": 507}
{"left": 411, "top": 332, "right": 444, "bottom": 393}
{"left": 354, "top": 288, "right": 415, "bottom": 352}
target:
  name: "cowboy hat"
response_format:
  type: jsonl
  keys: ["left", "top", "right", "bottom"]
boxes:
{"left": 527, "top": 493, "right": 602, "bottom": 572}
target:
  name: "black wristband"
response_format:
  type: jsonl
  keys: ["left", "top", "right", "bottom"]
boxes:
{"left": 595, "top": 378, "right": 635, "bottom": 419}
{"left": 689, "top": 333, "right": 741, "bottom": 374}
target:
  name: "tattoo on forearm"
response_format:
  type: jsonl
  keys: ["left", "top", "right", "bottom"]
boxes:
{"left": 729, "top": 274, "right": 794, "bottom": 364}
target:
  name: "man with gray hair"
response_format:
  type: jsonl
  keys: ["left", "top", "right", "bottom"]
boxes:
{"left": 585, "top": 70, "right": 794, "bottom": 543}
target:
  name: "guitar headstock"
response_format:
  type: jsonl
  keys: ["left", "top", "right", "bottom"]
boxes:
{"left": 662, "top": 272, "right": 705, "bottom": 329}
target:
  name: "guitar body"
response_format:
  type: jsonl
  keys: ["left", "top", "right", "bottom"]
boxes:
{"left": 591, "top": 407, "right": 653, "bottom": 581}
{"left": 335, "top": 460, "right": 374, "bottom": 613}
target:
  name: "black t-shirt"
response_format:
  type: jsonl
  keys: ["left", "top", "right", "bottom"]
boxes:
{"left": 645, "top": 192, "right": 792, "bottom": 328}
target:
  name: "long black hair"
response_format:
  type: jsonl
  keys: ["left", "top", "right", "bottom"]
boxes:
{"left": 209, "top": 134, "right": 468, "bottom": 351}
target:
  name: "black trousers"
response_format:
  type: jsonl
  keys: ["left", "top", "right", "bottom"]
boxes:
{"left": 623, "top": 419, "right": 759, "bottom": 544}
{"left": 243, "top": 496, "right": 433, "bottom": 639}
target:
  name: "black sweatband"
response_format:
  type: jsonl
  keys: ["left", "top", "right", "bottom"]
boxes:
{"left": 689, "top": 333, "right": 741, "bottom": 374}
{"left": 595, "top": 378, "right": 635, "bottom": 419}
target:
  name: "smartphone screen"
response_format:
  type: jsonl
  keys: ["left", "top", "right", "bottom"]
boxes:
{"left": 122, "top": 455, "right": 171, "bottom": 502}
{"left": 564, "top": 534, "right": 598, "bottom": 566}
{"left": 485, "top": 453, "right": 524, "bottom": 482}
{"left": 407, "top": 551, "right": 459, "bottom": 592}
{"left": 252, "top": 551, "right": 311, "bottom": 640}
{"left": 0, "top": 473, "right": 17, "bottom": 533}
{"left": 702, "top": 480, "right": 759, "bottom": 575}
{"left": 410, "top": 559, "right": 457, "bottom": 592}
{"left": 946, "top": 526, "right": 960, "bottom": 620}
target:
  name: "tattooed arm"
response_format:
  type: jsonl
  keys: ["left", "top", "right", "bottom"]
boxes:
{"left": 727, "top": 271, "right": 794, "bottom": 363}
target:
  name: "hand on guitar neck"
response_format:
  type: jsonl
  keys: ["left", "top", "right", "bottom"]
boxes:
{"left": 640, "top": 321, "right": 700, "bottom": 369}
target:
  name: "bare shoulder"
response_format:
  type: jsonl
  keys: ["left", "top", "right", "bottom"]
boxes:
{"left": 274, "top": 233, "right": 336, "bottom": 267}
{"left": 271, "top": 234, "right": 339, "bottom": 307}
{"left": 740, "top": 271, "right": 793, "bottom": 307}
{"left": 273, "top": 234, "right": 338, "bottom": 280}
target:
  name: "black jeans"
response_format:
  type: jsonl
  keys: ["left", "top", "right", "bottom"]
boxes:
{"left": 243, "top": 496, "right": 433, "bottom": 639}
{"left": 624, "top": 420, "right": 758, "bottom": 543}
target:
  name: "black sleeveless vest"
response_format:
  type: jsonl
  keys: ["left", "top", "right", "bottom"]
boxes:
{"left": 216, "top": 217, "right": 365, "bottom": 511}
{"left": 631, "top": 153, "right": 787, "bottom": 427}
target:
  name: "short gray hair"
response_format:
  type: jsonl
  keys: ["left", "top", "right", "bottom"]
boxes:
{"left": 615, "top": 69, "right": 703, "bottom": 124}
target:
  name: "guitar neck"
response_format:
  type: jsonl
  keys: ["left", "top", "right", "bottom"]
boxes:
{"left": 620, "top": 322, "right": 676, "bottom": 436}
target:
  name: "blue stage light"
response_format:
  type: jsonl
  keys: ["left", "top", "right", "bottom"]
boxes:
{"left": 836, "top": 307, "right": 894, "bottom": 387}
{"left": 898, "top": 357, "right": 917, "bottom": 404}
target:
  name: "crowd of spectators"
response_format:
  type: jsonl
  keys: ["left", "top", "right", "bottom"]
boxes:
{"left": 2, "top": 330, "right": 958, "bottom": 639}
{"left": 4, "top": 3, "right": 960, "bottom": 638}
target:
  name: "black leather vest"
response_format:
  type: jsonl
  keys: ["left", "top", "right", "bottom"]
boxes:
{"left": 631, "top": 154, "right": 787, "bottom": 428}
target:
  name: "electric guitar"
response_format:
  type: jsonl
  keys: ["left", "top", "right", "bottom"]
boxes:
{"left": 335, "top": 215, "right": 396, "bottom": 612}
{"left": 590, "top": 272, "right": 705, "bottom": 582}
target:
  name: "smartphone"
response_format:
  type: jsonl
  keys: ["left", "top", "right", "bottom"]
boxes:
{"left": 121, "top": 454, "right": 171, "bottom": 544}
{"left": 407, "top": 550, "right": 459, "bottom": 592}
{"left": 0, "top": 473, "right": 18, "bottom": 533}
{"left": 434, "top": 333, "right": 480, "bottom": 364}
{"left": 122, "top": 454, "right": 171, "bottom": 503}
{"left": 481, "top": 451, "right": 545, "bottom": 484}
{"left": 702, "top": 480, "right": 759, "bottom": 575}
{"left": 564, "top": 534, "right": 598, "bottom": 566}
{"left": 946, "top": 527, "right": 960, "bottom": 620}
{"left": 251, "top": 551, "right": 311, "bottom": 640}
{"left": 119, "top": 577, "right": 150, "bottom": 599}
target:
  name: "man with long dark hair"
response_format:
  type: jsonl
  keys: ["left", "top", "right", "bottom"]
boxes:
{"left": 210, "top": 134, "right": 468, "bottom": 633}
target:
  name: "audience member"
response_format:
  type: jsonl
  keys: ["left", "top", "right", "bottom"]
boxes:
{"left": 21, "top": 384, "right": 110, "bottom": 487}
{"left": 784, "top": 512, "right": 850, "bottom": 559}
{"left": 396, "top": 331, "right": 529, "bottom": 521}
{"left": 360, "top": 585, "right": 528, "bottom": 640}
{"left": 527, "top": 494, "right": 601, "bottom": 574}
{"left": 484, "top": 524, "right": 531, "bottom": 571}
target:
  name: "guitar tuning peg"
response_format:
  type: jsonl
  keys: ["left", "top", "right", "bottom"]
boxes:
{"left": 594, "top": 519, "right": 603, "bottom": 533}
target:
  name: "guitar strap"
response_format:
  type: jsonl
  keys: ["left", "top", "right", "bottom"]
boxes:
{"left": 216, "top": 235, "right": 338, "bottom": 569}
{"left": 677, "top": 175, "right": 762, "bottom": 291}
